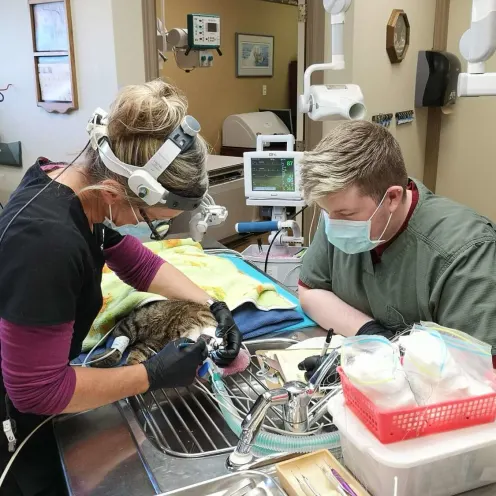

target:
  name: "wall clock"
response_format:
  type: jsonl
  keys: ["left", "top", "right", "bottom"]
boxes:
{"left": 387, "top": 9, "right": 410, "bottom": 64}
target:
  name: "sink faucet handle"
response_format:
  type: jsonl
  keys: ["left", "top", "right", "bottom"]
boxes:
{"left": 307, "top": 348, "right": 340, "bottom": 394}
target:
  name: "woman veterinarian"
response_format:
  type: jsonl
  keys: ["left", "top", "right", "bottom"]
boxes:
{"left": 0, "top": 80, "right": 242, "bottom": 495}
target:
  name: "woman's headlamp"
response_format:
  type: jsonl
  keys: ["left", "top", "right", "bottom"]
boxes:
{"left": 86, "top": 109, "right": 204, "bottom": 211}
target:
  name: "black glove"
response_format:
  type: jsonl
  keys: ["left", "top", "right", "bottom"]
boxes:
{"left": 356, "top": 320, "right": 395, "bottom": 340}
{"left": 298, "top": 354, "right": 341, "bottom": 384}
{"left": 143, "top": 337, "right": 207, "bottom": 391}
{"left": 209, "top": 301, "right": 242, "bottom": 367}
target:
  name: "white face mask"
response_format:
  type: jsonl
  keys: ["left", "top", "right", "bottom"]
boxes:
{"left": 323, "top": 192, "right": 393, "bottom": 255}
{"left": 103, "top": 202, "right": 141, "bottom": 230}
{"left": 103, "top": 205, "right": 117, "bottom": 229}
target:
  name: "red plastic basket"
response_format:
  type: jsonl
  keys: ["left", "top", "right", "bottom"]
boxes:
{"left": 337, "top": 366, "right": 496, "bottom": 444}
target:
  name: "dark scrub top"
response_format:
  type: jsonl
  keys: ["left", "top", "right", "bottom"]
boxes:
{"left": 299, "top": 179, "right": 496, "bottom": 344}
{"left": 0, "top": 160, "right": 122, "bottom": 496}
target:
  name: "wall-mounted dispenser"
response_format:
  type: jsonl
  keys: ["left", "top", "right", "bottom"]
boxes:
{"left": 415, "top": 51, "right": 461, "bottom": 108}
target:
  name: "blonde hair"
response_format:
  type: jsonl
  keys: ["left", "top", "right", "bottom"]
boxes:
{"left": 300, "top": 121, "right": 408, "bottom": 204}
{"left": 83, "top": 79, "right": 209, "bottom": 205}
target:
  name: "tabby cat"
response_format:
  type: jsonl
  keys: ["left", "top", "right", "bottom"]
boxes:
{"left": 90, "top": 299, "right": 217, "bottom": 368}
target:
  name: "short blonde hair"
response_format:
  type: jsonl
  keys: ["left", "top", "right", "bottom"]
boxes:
{"left": 84, "top": 79, "right": 209, "bottom": 205}
{"left": 300, "top": 121, "right": 408, "bottom": 204}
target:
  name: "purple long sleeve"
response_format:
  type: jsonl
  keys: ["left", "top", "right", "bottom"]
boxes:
{"left": 104, "top": 235, "right": 165, "bottom": 291}
{"left": 0, "top": 319, "right": 76, "bottom": 415}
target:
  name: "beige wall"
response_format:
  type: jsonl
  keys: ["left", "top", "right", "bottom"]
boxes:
{"left": 437, "top": 0, "right": 496, "bottom": 221}
{"left": 160, "top": 0, "right": 298, "bottom": 152}
{"left": 323, "top": 0, "right": 436, "bottom": 180}
{"left": 0, "top": 0, "right": 146, "bottom": 205}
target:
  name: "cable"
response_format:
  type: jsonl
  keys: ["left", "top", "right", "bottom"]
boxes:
{"left": 264, "top": 206, "right": 307, "bottom": 273}
{"left": 0, "top": 142, "right": 90, "bottom": 249}
{"left": 282, "top": 264, "right": 301, "bottom": 286}
{"left": 81, "top": 324, "right": 118, "bottom": 367}
{"left": 204, "top": 248, "right": 244, "bottom": 258}
{"left": 309, "top": 205, "right": 318, "bottom": 245}
{"left": 0, "top": 202, "right": 3, "bottom": 210}
{"left": 0, "top": 415, "right": 55, "bottom": 488}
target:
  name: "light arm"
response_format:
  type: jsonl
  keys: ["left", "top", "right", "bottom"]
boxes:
{"left": 189, "top": 194, "right": 228, "bottom": 242}
{"left": 458, "top": 0, "right": 496, "bottom": 96}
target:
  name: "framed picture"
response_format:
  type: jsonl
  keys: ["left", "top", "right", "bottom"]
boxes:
{"left": 28, "top": 0, "right": 78, "bottom": 114}
{"left": 386, "top": 9, "right": 410, "bottom": 64}
{"left": 236, "top": 33, "right": 274, "bottom": 77}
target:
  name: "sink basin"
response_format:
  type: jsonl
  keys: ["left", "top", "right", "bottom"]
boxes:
{"left": 159, "top": 470, "right": 286, "bottom": 495}
{"left": 126, "top": 337, "right": 336, "bottom": 458}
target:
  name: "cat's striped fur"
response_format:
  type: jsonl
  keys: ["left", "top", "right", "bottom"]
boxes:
{"left": 90, "top": 299, "right": 217, "bottom": 367}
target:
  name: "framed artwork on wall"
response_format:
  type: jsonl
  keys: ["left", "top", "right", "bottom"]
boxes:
{"left": 28, "top": 0, "right": 78, "bottom": 113}
{"left": 236, "top": 33, "right": 274, "bottom": 77}
{"left": 386, "top": 9, "right": 410, "bottom": 64}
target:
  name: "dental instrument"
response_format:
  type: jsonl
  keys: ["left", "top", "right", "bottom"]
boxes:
{"left": 292, "top": 470, "right": 319, "bottom": 496}
{"left": 320, "top": 328, "right": 335, "bottom": 357}
{"left": 318, "top": 464, "right": 347, "bottom": 496}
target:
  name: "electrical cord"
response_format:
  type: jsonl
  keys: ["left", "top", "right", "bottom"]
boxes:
{"left": 264, "top": 206, "right": 307, "bottom": 273}
{"left": 309, "top": 205, "right": 319, "bottom": 245}
{"left": 0, "top": 415, "right": 55, "bottom": 488}
{"left": 0, "top": 142, "right": 90, "bottom": 249}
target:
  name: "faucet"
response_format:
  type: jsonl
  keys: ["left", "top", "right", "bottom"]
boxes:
{"left": 227, "top": 388, "right": 289, "bottom": 469}
{"left": 227, "top": 349, "right": 340, "bottom": 470}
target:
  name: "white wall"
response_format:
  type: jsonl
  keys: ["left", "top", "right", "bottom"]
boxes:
{"left": 437, "top": 0, "right": 496, "bottom": 221}
{"left": 323, "top": 0, "right": 436, "bottom": 180}
{"left": 0, "top": 0, "right": 146, "bottom": 205}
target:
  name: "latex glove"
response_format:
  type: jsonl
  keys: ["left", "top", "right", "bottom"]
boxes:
{"left": 209, "top": 301, "right": 242, "bottom": 367}
{"left": 298, "top": 355, "right": 340, "bottom": 384}
{"left": 143, "top": 338, "right": 207, "bottom": 391}
{"left": 356, "top": 320, "right": 395, "bottom": 340}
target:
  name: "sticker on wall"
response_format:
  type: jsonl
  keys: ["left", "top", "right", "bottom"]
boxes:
{"left": 372, "top": 113, "right": 393, "bottom": 128}
{"left": 395, "top": 110, "right": 415, "bottom": 125}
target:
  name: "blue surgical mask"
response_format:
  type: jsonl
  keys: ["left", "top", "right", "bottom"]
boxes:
{"left": 323, "top": 193, "right": 392, "bottom": 254}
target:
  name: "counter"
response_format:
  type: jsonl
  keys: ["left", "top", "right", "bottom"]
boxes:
{"left": 54, "top": 238, "right": 496, "bottom": 496}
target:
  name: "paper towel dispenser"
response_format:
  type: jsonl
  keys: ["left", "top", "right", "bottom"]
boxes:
{"left": 415, "top": 51, "right": 461, "bottom": 108}
{"left": 222, "top": 111, "right": 291, "bottom": 149}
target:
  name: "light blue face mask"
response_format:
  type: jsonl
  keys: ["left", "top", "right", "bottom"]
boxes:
{"left": 323, "top": 193, "right": 392, "bottom": 255}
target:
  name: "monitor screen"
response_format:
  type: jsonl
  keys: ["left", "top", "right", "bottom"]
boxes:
{"left": 207, "top": 22, "right": 217, "bottom": 32}
{"left": 251, "top": 158, "right": 296, "bottom": 193}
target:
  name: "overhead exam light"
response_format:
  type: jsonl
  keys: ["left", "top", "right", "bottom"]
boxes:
{"left": 299, "top": 0, "right": 366, "bottom": 122}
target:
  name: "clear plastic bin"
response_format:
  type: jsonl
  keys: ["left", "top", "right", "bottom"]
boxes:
{"left": 328, "top": 393, "right": 496, "bottom": 496}
{"left": 241, "top": 244, "right": 305, "bottom": 291}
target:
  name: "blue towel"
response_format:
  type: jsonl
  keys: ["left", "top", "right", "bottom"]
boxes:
{"left": 233, "top": 303, "right": 304, "bottom": 340}
{"left": 219, "top": 255, "right": 315, "bottom": 333}
{"left": 72, "top": 336, "right": 129, "bottom": 367}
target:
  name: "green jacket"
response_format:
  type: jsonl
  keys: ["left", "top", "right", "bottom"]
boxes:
{"left": 299, "top": 180, "right": 496, "bottom": 344}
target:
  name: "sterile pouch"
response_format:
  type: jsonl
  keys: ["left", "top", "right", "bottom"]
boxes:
{"left": 341, "top": 335, "right": 417, "bottom": 410}
{"left": 420, "top": 322, "right": 494, "bottom": 396}
{"left": 399, "top": 327, "right": 471, "bottom": 405}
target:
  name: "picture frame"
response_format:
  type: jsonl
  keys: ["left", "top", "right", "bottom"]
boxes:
{"left": 236, "top": 33, "right": 274, "bottom": 78}
{"left": 28, "top": 0, "right": 78, "bottom": 114}
{"left": 386, "top": 9, "right": 410, "bottom": 64}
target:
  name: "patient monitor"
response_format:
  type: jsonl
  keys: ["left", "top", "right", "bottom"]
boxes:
{"left": 244, "top": 135, "right": 304, "bottom": 208}
{"left": 237, "top": 135, "right": 304, "bottom": 246}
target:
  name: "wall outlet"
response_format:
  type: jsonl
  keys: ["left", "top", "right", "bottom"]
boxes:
{"left": 262, "top": 85, "right": 267, "bottom": 96}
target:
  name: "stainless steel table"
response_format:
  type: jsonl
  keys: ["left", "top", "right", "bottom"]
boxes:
{"left": 54, "top": 236, "right": 496, "bottom": 496}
